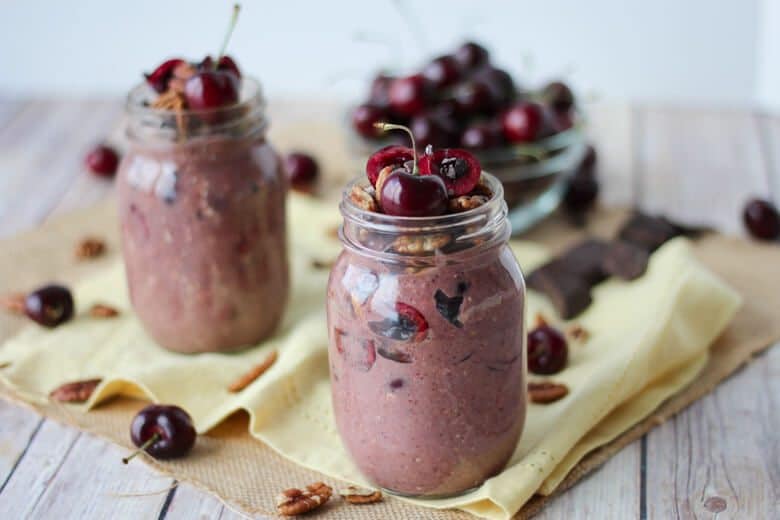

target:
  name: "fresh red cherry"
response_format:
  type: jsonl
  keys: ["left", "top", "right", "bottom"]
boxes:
{"left": 502, "top": 102, "right": 546, "bottom": 143}
{"left": 365, "top": 144, "right": 415, "bottom": 186}
{"left": 25, "top": 284, "right": 74, "bottom": 328}
{"left": 411, "top": 113, "right": 456, "bottom": 149}
{"left": 422, "top": 55, "right": 461, "bottom": 90}
{"left": 198, "top": 55, "right": 241, "bottom": 80}
{"left": 743, "top": 198, "right": 780, "bottom": 240}
{"left": 454, "top": 41, "right": 489, "bottom": 70}
{"left": 285, "top": 152, "right": 319, "bottom": 192}
{"left": 352, "top": 104, "right": 387, "bottom": 138}
{"left": 453, "top": 81, "right": 494, "bottom": 116}
{"left": 418, "top": 146, "right": 482, "bottom": 196}
{"left": 379, "top": 169, "right": 448, "bottom": 217}
{"left": 85, "top": 145, "right": 120, "bottom": 178}
{"left": 368, "top": 73, "right": 394, "bottom": 108}
{"left": 144, "top": 58, "right": 186, "bottom": 93}
{"left": 543, "top": 80, "right": 575, "bottom": 114}
{"left": 475, "top": 66, "right": 516, "bottom": 108}
{"left": 460, "top": 122, "right": 503, "bottom": 150}
{"left": 123, "top": 404, "right": 196, "bottom": 463}
{"left": 184, "top": 71, "right": 240, "bottom": 110}
{"left": 388, "top": 74, "right": 430, "bottom": 117}
{"left": 527, "top": 325, "right": 568, "bottom": 375}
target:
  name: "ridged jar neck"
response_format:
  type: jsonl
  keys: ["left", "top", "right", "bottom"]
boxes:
{"left": 339, "top": 172, "right": 510, "bottom": 264}
{"left": 124, "top": 77, "right": 267, "bottom": 144}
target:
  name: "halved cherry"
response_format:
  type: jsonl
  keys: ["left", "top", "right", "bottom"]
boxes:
{"left": 145, "top": 58, "right": 186, "bottom": 93}
{"left": 418, "top": 146, "right": 482, "bottom": 196}
{"left": 365, "top": 145, "right": 414, "bottom": 187}
{"left": 395, "top": 302, "right": 429, "bottom": 341}
{"left": 198, "top": 55, "right": 241, "bottom": 80}
{"left": 369, "top": 302, "right": 429, "bottom": 342}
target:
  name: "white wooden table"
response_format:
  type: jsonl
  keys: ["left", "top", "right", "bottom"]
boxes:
{"left": 0, "top": 98, "right": 778, "bottom": 519}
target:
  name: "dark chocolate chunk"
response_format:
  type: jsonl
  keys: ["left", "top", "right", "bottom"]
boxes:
{"left": 377, "top": 345, "right": 413, "bottom": 364}
{"left": 602, "top": 241, "right": 649, "bottom": 280}
{"left": 434, "top": 289, "right": 464, "bottom": 327}
{"left": 554, "top": 239, "right": 610, "bottom": 285}
{"left": 389, "top": 378, "right": 405, "bottom": 390}
{"left": 526, "top": 267, "right": 592, "bottom": 319}
{"left": 618, "top": 212, "right": 680, "bottom": 252}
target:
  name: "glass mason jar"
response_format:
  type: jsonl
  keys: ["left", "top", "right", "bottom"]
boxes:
{"left": 326, "top": 173, "right": 526, "bottom": 497}
{"left": 117, "top": 79, "right": 288, "bottom": 353}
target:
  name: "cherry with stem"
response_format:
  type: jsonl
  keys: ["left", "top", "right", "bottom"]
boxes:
{"left": 122, "top": 433, "right": 160, "bottom": 464}
{"left": 214, "top": 4, "right": 241, "bottom": 69}
{"left": 373, "top": 122, "right": 419, "bottom": 173}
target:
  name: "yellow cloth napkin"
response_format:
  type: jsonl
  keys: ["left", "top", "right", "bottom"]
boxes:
{"left": 0, "top": 193, "right": 740, "bottom": 519}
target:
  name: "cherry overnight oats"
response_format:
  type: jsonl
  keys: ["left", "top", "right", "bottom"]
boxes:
{"left": 327, "top": 172, "right": 526, "bottom": 497}
{"left": 117, "top": 78, "right": 288, "bottom": 353}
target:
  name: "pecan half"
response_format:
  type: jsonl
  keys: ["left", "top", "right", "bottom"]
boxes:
{"left": 340, "top": 486, "right": 383, "bottom": 504}
{"left": 349, "top": 184, "right": 379, "bottom": 212}
{"left": 448, "top": 194, "right": 490, "bottom": 213}
{"left": 567, "top": 324, "right": 590, "bottom": 343}
{"left": 90, "top": 303, "right": 120, "bottom": 318}
{"left": 49, "top": 378, "right": 102, "bottom": 403}
{"left": 152, "top": 89, "right": 186, "bottom": 111}
{"left": 276, "top": 482, "right": 332, "bottom": 516}
{"left": 528, "top": 381, "right": 569, "bottom": 404}
{"left": 75, "top": 237, "right": 106, "bottom": 260}
{"left": 228, "top": 350, "right": 278, "bottom": 393}
{"left": 0, "top": 292, "right": 26, "bottom": 315}
{"left": 391, "top": 233, "right": 452, "bottom": 255}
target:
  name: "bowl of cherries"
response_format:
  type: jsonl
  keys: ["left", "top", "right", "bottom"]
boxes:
{"left": 349, "top": 41, "right": 591, "bottom": 234}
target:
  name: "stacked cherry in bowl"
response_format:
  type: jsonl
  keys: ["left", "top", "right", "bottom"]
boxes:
{"left": 349, "top": 41, "right": 596, "bottom": 233}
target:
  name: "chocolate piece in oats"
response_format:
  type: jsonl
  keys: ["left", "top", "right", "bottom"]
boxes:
{"left": 276, "top": 482, "right": 332, "bottom": 516}
{"left": 618, "top": 212, "right": 681, "bottom": 252}
{"left": 602, "top": 241, "right": 649, "bottom": 280}
{"left": 528, "top": 381, "right": 569, "bottom": 404}
{"left": 527, "top": 267, "right": 592, "bottom": 319}
{"left": 75, "top": 237, "right": 107, "bottom": 260}
{"left": 50, "top": 378, "right": 102, "bottom": 403}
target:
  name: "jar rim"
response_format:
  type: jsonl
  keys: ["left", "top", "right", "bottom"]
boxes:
{"left": 339, "top": 172, "right": 510, "bottom": 261}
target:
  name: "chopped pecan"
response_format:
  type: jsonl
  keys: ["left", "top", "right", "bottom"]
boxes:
{"left": 0, "top": 292, "right": 26, "bottom": 315}
{"left": 340, "top": 486, "right": 383, "bottom": 504}
{"left": 152, "top": 89, "right": 186, "bottom": 111}
{"left": 228, "top": 350, "right": 278, "bottom": 393}
{"left": 75, "top": 237, "right": 106, "bottom": 260}
{"left": 533, "top": 312, "right": 549, "bottom": 329}
{"left": 471, "top": 176, "right": 494, "bottom": 197}
{"left": 528, "top": 381, "right": 569, "bottom": 404}
{"left": 374, "top": 165, "right": 395, "bottom": 201}
{"left": 448, "top": 194, "right": 490, "bottom": 213}
{"left": 90, "top": 303, "right": 120, "bottom": 318}
{"left": 327, "top": 226, "right": 340, "bottom": 239}
{"left": 391, "top": 233, "right": 451, "bottom": 254}
{"left": 50, "top": 378, "right": 102, "bottom": 403}
{"left": 349, "top": 184, "right": 379, "bottom": 212}
{"left": 276, "top": 482, "right": 332, "bottom": 516}
{"left": 567, "top": 324, "right": 590, "bottom": 343}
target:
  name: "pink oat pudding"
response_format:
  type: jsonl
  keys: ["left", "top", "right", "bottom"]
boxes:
{"left": 327, "top": 138, "right": 527, "bottom": 496}
{"left": 117, "top": 68, "right": 288, "bottom": 354}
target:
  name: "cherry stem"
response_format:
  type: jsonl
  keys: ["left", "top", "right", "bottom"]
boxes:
{"left": 215, "top": 3, "right": 241, "bottom": 69}
{"left": 373, "top": 122, "right": 418, "bottom": 174}
{"left": 122, "top": 433, "right": 160, "bottom": 464}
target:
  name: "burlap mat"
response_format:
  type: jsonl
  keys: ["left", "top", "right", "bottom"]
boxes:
{"left": 1, "top": 200, "right": 778, "bottom": 518}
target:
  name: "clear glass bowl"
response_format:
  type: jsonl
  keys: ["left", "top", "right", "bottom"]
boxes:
{"left": 346, "top": 117, "right": 588, "bottom": 236}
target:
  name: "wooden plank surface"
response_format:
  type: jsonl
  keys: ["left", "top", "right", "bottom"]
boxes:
{"left": 0, "top": 97, "right": 777, "bottom": 519}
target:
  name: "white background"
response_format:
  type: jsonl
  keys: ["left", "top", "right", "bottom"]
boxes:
{"left": 0, "top": 0, "right": 777, "bottom": 110}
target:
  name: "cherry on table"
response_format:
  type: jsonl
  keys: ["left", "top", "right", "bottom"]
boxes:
{"left": 85, "top": 145, "right": 120, "bottom": 178}
{"left": 183, "top": 70, "right": 240, "bottom": 110}
{"left": 501, "top": 102, "right": 546, "bottom": 143}
{"left": 422, "top": 55, "right": 461, "bottom": 90}
{"left": 454, "top": 41, "right": 489, "bottom": 70}
{"left": 743, "top": 198, "right": 780, "bottom": 240}
{"left": 418, "top": 146, "right": 482, "bottom": 196}
{"left": 527, "top": 325, "right": 568, "bottom": 375}
{"left": 388, "top": 74, "right": 430, "bottom": 117}
{"left": 284, "top": 152, "right": 319, "bottom": 192}
{"left": 379, "top": 168, "right": 449, "bottom": 217}
{"left": 144, "top": 58, "right": 186, "bottom": 93}
{"left": 25, "top": 284, "right": 74, "bottom": 328}
{"left": 123, "top": 404, "right": 196, "bottom": 463}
